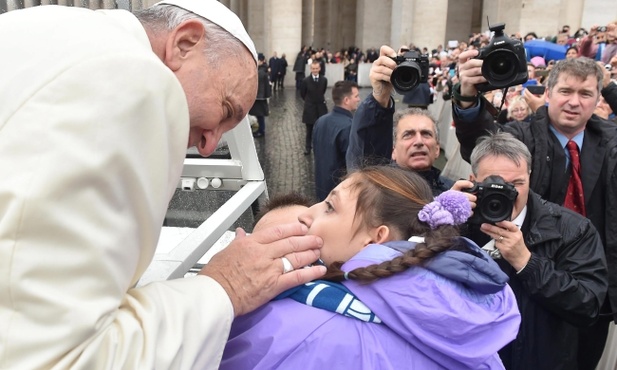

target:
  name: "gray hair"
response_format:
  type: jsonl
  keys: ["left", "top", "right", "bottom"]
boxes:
{"left": 546, "top": 57, "right": 604, "bottom": 96}
{"left": 134, "top": 5, "right": 247, "bottom": 69}
{"left": 393, "top": 108, "right": 439, "bottom": 143}
{"left": 470, "top": 131, "right": 532, "bottom": 176}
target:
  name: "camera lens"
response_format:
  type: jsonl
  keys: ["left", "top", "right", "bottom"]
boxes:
{"left": 391, "top": 63, "right": 421, "bottom": 93}
{"left": 481, "top": 49, "right": 520, "bottom": 88}
{"left": 478, "top": 193, "right": 513, "bottom": 224}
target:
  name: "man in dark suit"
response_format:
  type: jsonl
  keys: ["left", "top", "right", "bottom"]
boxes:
{"left": 453, "top": 53, "right": 617, "bottom": 370}
{"left": 312, "top": 80, "right": 360, "bottom": 201}
{"left": 268, "top": 51, "right": 280, "bottom": 91}
{"left": 300, "top": 61, "right": 328, "bottom": 155}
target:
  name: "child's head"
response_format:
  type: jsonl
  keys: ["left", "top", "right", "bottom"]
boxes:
{"left": 299, "top": 166, "right": 468, "bottom": 282}
{"left": 299, "top": 166, "right": 457, "bottom": 268}
{"left": 253, "top": 192, "right": 313, "bottom": 232}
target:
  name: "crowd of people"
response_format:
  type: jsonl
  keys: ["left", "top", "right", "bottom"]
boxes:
{"left": 2, "top": 1, "right": 617, "bottom": 369}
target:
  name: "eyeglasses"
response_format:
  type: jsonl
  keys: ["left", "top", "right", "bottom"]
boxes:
{"left": 511, "top": 108, "right": 528, "bottom": 113}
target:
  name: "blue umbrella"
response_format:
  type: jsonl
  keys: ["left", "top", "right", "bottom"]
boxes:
{"left": 524, "top": 40, "right": 567, "bottom": 63}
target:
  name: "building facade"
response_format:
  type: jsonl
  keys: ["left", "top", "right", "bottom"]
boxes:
{"left": 1, "top": 0, "right": 615, "bottom": 82}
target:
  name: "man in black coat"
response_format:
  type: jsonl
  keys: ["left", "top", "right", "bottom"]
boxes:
{"left": 268, "top": 52, "right": 280, "bottom": 91}
{"left": 293, "top": 47, "right": 308, "bottom": 90}
{"left": 249, "top": 53, "right": 271, "bottom": 137}
{"left": 453, "top": 53, "right": 617, "bottom": 370}
{"left": 312, "top": 80, "right": 360, "bottom": 201}
{"left": 300, "top": 61, "right": 328, "bottom": 155}
{"left": 453, "top": 132, "right": 608, "bottom": 370}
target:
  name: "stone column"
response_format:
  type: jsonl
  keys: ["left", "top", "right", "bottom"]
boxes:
{"left": 328, "top": 0, "right": 356, "bottom": 52}
{"left": 411, "top": 0, "right": 448, "bottom": 50}
{"left": 301, "top": 0, "right": 314, "bottom": 48}
{"left": 219, "top": 0, "right": 230, "bottom": 8}
{"left": 229, "top": 0, "right": 240, "bottom": 14}
{"left": 24, "top": 0, "right": 39, "bottom": 7}
{"left": 269, "top": 0, "right": 303, "bottom": 85}
{"left": 356, "top": 0, "right": 391, "bottom": 51}
{"left": 390, "top": 0, "right": 414, "bottom": 50}
{"left": 481, "top": 0, "right": 523, "bottom": 35}
{"left": 445, "top": 0, "right": 474, "bottom": 47}
{"left": 517, "top": 0, "right": 561, "bottom": 39}
{"left": 237, "top": 0, "right": 249, "bottom": 26}
{"left": 247, "top": 0, "right": 266, "bottom": 54}
{"left": 558, "top": 0, "right": 584, "bottom": 32}
{"left": 6, "top": 0, "right": 22, "bottom": 10}
{"left": 312, "top": 0, "right": 329, "bottom": 49}
{"left": 581, "top": 0, "right": 617, "bottom": 30}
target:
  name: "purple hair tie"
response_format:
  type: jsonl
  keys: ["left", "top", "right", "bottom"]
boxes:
{"left": 418, "top": 190, "right": 472, "bottom": 229}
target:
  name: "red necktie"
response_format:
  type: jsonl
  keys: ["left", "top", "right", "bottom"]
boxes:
{"left": 563, "top": 140, "right": 586, "bottom": 216}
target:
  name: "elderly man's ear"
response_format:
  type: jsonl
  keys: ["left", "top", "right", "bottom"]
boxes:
{"left": 165, "top": 20, "right": 206, "bottom": 71}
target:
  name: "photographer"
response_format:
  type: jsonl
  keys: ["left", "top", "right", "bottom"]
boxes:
{"left": 346, "top": 45, "right": 453, "bottom": 196}
{"left": 453, "top": 49, "right": 617, "bottom": 369}
{"left": 453, "top": 132, "right": 607, "bottom": 370}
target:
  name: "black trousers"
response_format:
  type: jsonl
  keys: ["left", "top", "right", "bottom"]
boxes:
{"left": 577, "top": 316, "right": 611, "bottom": 370}
{"left": 305, "top": 123, "right": 314, "bottom": 152}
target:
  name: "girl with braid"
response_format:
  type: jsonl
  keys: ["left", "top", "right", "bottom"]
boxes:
{"left": 221, "top": 166, "right": 520, "bottom": 370}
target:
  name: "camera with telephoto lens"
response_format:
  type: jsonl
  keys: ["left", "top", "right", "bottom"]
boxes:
{"left": 462, "top": 175, "right": 518, "bottom": 224}
{"left": 474, "top": 23, "right": 528, "bottom": 92}
{"left": 389, "top": 50, "right": 429, "bottom": 94}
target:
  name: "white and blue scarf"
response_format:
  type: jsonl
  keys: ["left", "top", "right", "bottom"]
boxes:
{"left": 275, "top": 280, "right": 381, "bottom": 324}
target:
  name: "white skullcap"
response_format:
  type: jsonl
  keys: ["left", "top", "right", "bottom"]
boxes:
{"left": 154, "top": 0, "right": 257, "bottom": 64}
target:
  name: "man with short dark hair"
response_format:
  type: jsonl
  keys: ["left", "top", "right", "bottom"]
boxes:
{"left": 312, "top": 80, "right": 360, "bottom": 201}
{"left": 300, "top": 61, "right": 328, "bottom": 155}
{"left": 346, "top": 45, "right": 453, "bottom": 196}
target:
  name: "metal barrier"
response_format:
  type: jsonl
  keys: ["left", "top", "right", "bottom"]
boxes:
{"left": 138, "top": 117, "right": 268, "bottom": 286}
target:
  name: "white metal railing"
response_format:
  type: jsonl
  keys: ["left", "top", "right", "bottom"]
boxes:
{"left": 138, "top": 117, "right": 268, "bottom": 286}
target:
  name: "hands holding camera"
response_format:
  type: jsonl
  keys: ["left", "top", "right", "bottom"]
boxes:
{"left": 456, "top": 49, "right": 484, "bottom": 107}
{"left": 369, "top": 45, "right": 398, "bottom": 107}
{"left": 451, "top": 179, "right": 531, "bottom": 272}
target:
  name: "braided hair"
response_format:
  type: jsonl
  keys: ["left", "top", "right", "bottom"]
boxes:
{"left": 322, "top": 166, "right": 463, "bottom": 283}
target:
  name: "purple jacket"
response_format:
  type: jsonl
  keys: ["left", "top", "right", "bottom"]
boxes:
{"left": 221, "top": 239, "right": 520, "bottom": 370}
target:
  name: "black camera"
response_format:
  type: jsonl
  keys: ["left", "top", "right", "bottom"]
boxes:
{"left": 463, "top": 175, "right": 518, "bottom": 224}
{"left": 475, "top": 23, "right": 528, "bottom": 92}
{"left": 598, "top": 26, "right": 608, "bottom": 33}
{"left": 390, "top": 50, "right": 429, "bottom": 94}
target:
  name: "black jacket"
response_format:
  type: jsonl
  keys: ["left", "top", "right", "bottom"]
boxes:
{"left": 467, "top": 192, "right": 608, "bottom": 370}
{"left": 601, "top": 81, "right": 617, "bottom": 114}
{"left": 248, "top": 64, "right": 270, "bottom": 117}
{"left": 346, "top": 94, "right": 453, "bottom": 196}
{"left": 300, "top": 75, "right": 328, "bottom": 125}
{"left": 454, "top": 101, "right": 617, "bottom": 322}
{"left": 312, "top": 106, "right": 352, "bottom": 201}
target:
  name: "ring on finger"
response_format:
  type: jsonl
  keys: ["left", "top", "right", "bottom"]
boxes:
{"left": 281, "top": 257, "right": 294, "bottom": 274}
{"left": 498, "top": 235, "right": 504, "bottom": 242}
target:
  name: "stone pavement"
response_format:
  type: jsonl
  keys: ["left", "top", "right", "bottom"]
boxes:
{"left": 252, "top": 86, "right": 374, "bottom": 201}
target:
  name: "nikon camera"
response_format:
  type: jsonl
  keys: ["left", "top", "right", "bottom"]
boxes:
{"left": 389, "top": 50, "right": 429, "bottom": 95}
{"left": 475, "top": 23, "right": 528, "bottom": 92}
{"left": 462, "top": 175, "right": 518, "bottom": 224}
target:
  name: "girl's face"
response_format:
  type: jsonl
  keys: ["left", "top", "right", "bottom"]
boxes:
{"left": 566, "top": 48, "right": 578, "bottom": 59}
{"left": 298, "top": 177, "right": 378, "bottom": 266}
